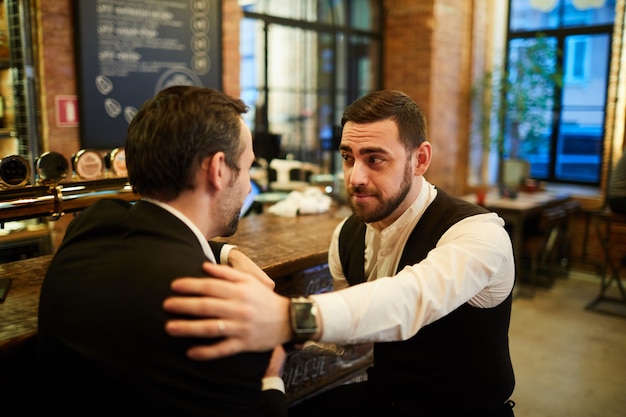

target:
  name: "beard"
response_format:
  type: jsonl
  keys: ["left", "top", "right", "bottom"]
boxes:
{"left": 220, "top": 176, "right": 244, "bottom": 237}
{"left": 221, "top": 209, "right": 240, "bottom": 237}
{"left": 348, "top": 160, "right": 412, "bottom": 224}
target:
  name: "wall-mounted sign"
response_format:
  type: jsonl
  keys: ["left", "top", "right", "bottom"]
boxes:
{"left": 74, "top": 0, "right": 222, "bottom": 150}
{"left": 55, "top": 95, "right": 79, "bottom": 127}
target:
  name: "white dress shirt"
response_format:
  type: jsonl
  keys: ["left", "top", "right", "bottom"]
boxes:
{"left": 311, "top": 177, "right": 515, "bottom": 344}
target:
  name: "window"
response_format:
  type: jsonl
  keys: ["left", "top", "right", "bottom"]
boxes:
{"left": 505, "top": 0, "right": 615, "bottom": 184}
{"left": 239, "top": 0, "right": 382, "bottom": 175}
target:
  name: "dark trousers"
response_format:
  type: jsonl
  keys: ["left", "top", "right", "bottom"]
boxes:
{"left": 288, "top": 381, "right": 515, "bottom": 417}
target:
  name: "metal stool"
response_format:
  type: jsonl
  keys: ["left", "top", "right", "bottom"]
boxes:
{"left": 585, "top": 207, "right": 626, "bottom": 317}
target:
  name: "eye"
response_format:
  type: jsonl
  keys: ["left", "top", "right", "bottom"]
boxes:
{"left": 341, "top": 153, "right": 353, "bottom": 162}
{"left": 368, "top": 156, "right": 383, "bottom": 165}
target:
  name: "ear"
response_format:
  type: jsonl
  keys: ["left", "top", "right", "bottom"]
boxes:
{"left": 202, "top": 152, "right": 228, "bottom": 191}
{"left": 414, "top": 141, "right": 432, "bottom": 175}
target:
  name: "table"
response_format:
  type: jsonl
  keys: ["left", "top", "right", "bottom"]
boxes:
{"left": 0, "top": 205, "right": 371, "bottom": 406}
{"left": 461, "top": 189, "right": 571, "bottom": 289}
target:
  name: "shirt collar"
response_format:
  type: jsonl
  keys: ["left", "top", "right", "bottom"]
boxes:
{"left": 141, "top": 198, "right": 216, "bottom": 263}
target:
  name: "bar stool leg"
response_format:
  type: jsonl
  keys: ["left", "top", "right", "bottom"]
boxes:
{"left": 585, "top": 211, "right": 626, "bottom": 317}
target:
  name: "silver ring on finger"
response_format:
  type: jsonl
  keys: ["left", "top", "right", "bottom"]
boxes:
{"left": 216, "top": 319, "right": 226, "bottom": 337}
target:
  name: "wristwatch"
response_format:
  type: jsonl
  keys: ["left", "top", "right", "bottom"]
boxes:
{"left": 289, "top": 297, "right": 318, "bottom": 344}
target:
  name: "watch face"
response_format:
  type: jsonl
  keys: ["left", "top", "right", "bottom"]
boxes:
{"left": 0, "top": 155, "right": 30, "bottom": 187}
{"left": 290, "top": 298, "right": 318, "bottom": 344}
{"left": 36, "top": 151, "right": 69, "bottom": 183}
{"left": 292, "top": 299, "right": 318, "bottom": 331}
{"left": 73, "top": 149, "right": 104, "bottom": 179}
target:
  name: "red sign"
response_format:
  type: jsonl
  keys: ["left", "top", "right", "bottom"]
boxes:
{"left": 55, "top": 95, "right": 79, "bottom": 127}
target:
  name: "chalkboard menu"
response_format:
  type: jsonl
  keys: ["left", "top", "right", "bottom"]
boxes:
{"left": 74, "top": 0, "right": 222, "bottom": 150}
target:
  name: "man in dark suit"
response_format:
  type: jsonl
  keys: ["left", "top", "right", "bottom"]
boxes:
{"left": 37, "top": 86, "right": 286, "bottom": 417}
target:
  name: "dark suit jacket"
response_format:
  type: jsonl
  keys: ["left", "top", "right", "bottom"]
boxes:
{"left": 37, "top": 199, "right": 286, "bottom": 417}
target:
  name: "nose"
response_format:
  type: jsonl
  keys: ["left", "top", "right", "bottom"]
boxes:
{"left": 347, "top": 161, "right": 367, "bottom": 188}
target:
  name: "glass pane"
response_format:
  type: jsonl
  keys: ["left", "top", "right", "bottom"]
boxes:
{"left": 347, "top": 35, "right": 380, "bottom": 99}
{"left": 555, "top": 33, "right": 609, "bottom": 182}
{"left": 510, "top": 0, "right": 616, "bottom": 31}
{"left": 319, "top": 0, "right": 345, "bottom": 25}
{"left": 267, "top": 26, "right": 320, "bottom": 161}
{"left": 502, "top": 107, "right": 554, "bottom": 179}
{"left": 317, "top": 32, "right": 336, "bottom": 171}
{"left": 509, "top": 0, "right": 560, "bottom": 32}
{"left": 505, "top": 37, "right": 559, "bottom": 179}
{"left": 555, "top": 111, "right": 604, "bottom": 181}
{"left": 239, "top": 0, "right": 264, "bottom": 13}
{"left": 335, "top": 33, "right": 347, "bottom": 93}
{"left": 349, "top": 0, "right": 380, "bottom": 30}
{"left": 242, "top": 0, "right": 319, "bottom": 22}
{"left": 240, "top": 18, "right": 265, "bottom": 131}
{"left": 333, "top": 33, "right": 348, "bottom": 174}
{"left": 562, "top": 0, "right": 615, "bottom": 27}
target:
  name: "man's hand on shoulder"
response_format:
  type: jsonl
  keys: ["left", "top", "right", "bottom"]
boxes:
{"left": 163, "top": 262, "right": 292, "bottom": 359}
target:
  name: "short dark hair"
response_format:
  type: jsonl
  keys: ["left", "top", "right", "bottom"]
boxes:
{"left": 341, "top": 89, "right": 428, "bottom": 151}
{"left": 125, "top": 86, "right": 249, "bottom": 201}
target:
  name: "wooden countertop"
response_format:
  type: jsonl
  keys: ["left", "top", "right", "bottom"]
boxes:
{"left": 0, "top": 206, "right": 350, "bottom": 352}
{"left": 0, "top": 254, "right": 51, "bottom": 353}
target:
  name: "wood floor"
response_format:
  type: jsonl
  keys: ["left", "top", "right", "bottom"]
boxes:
{"left": 509, "top": 269, "right": 626, "bottom": 417}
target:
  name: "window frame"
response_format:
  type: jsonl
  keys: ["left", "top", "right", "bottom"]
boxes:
{"left": 504, "top": 0, "right": 615, "bottom": 186}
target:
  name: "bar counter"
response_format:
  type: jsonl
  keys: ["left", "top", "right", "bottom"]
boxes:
{"left": 0, "top": 204, "right": 372, "bottom": 406}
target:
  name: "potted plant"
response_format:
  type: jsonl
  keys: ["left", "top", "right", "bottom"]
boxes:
{"left": 471, "top": 34, "right": 563, "bottom": 194}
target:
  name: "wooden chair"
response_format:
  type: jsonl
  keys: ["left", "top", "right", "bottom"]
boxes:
{"left": 521, "top": 204, "right": 569, "bottom": 295}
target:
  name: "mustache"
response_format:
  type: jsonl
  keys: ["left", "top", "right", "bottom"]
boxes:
{"left": 347, "top": 185, "right": 363, "bottom": 195}
{"left": 347, "top": 185, "right": 377, "bottom": 197}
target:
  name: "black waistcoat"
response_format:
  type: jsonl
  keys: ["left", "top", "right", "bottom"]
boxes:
{"left": 338, "top": 189, "right": 515, "bottom": 415}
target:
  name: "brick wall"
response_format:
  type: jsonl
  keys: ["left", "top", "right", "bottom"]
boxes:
{"left": 382, "top": 0, "right": 475, "bottom": 196}
{"left": 35, "top": 0, "right": 79, "bottom": 157}
{"left": 221, "top": 0, "right": 242, "bottom": 97}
